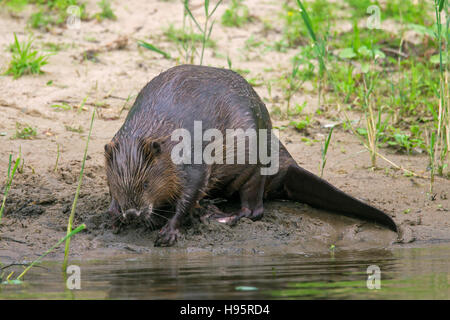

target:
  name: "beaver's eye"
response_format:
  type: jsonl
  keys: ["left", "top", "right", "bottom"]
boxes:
{"left": 143, "top": 182, "right": 149, "bottom": 190}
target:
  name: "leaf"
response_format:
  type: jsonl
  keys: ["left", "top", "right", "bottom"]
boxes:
{"left": 430, "top": 54, "right": 447, "bottom": 65}
{"left": 361, "top": 63, "right": 370, "bottom": 73}
{"left": 296, "top": 0, "right": 317, "bottom": 42}
{"left": 374, "top": 49, "right": 385, "bottom": 60}
{"left": 339, "top": 48, "right": 357, "bottom": 59}
{"left": 406, "top": 23, "right": 436, "bottom": 39}
{"left": 357, "top": 127, "right": 368, "bottom": 136}
{"left": 357, "top": 45, "right": 371, "bottom": 57}
{"left": 184, "top": 1, "right": 203, "bottom": 33}
{"left": 137, "top": 41, "right": 171, "bottom": 59}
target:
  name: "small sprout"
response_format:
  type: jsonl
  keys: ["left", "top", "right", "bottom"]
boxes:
{"left": 96, "top": 0, "right": 117, "bottom": 21}
{"left": 65, "top": 125, "right": 84, "bottom": 133}
{"left": 51, "top": 103, "right": 72, "bottom": 111}
{"left": 12, "top": 123, "right": 37, "bottom": 140}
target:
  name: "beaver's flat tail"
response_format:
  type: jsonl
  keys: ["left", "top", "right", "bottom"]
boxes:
{"left": 283, "top": 165, "right": 397, "bottom": 232}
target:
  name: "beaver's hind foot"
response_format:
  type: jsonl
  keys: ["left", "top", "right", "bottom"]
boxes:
{"left": 205, "top": 205, "right": 264, "bottom": 226}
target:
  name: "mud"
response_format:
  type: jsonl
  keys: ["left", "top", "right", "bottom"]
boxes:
{"left": 0, "top": 163, "right": 400, "bottom": 264}
{"left": 0, "top": 0, "right": 449, "bottom": 264}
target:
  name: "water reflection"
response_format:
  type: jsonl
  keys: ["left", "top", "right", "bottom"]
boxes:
{"left": 0, "top": 245, "right": 449, "bottom": 299}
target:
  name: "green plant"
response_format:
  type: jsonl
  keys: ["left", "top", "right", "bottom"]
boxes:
{"left": 221, "top": 0, "right": 250, "bottom": 27}
{"left": 29, "top": 10, "right": 52, "bottom": 29}
{"left": 54, "top": 143, "right": 60, "bottom": 173}
{"left": 0, "top": 155, "right": 20, "bottom": 225}
{"left": 3, "top": 0, "right": 28, "bottom": 11}
{"left": 290, "top": 115, "right": 311, "bottom": 131}
{"left": 63, "top": 108, "right": 96, "bottom": 270}
{"left": 430, "top": 0, "right": 449, "bottom": 178}
{"left": 137, "top": 40, "right": 171, "bottom": 59}
{"left": 385, "top": 0, "right": 432, "bottom": 25}
{"left": 320, "top": 127, "right": 334, "bottom": 178}
{"left": 5, "top": 33, "right": 49, "bottom": 79}
{"left": 360, "top": 70, "right": 383, "bottom": 167}
{"left": 23, "top": 0, "right": 87, "bottom": 29}
{"left": 12, "top": 123, "right": 37, "bottom": 140}
{"left": 96, "top": 0, "right": 116, "bottom": 21}
{"left": 282, "top": 60, "right": 302, "bottom": 114}
{"left": 386, "top": 130, "right": 425, "bottom": 154}
{"left": 338, "top": 21, "right": 386, "bottom": 61}
{"left": 295, "top": 0, "right": 330, "bottom": 107}
{"left": 331, "top": 62, "right": 359, "bottom": 103}
{"left": 3, "top": 224, "right": 86, "bottom": 284}
{"left": 163, "top": 24, "right": 216, "bottom": 63}
{"left": 183, "top": 0, "right": 223, "bottom": 65}
{"left": 282, "top": 0, "right": 332, "bottom": 48}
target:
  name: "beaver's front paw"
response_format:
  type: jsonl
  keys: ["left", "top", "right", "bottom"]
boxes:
{"left": 109, "top": 211, "right": 124, "bottom": 234}
{"left": 154, "top": 225, "right": 180, "bottom": 247}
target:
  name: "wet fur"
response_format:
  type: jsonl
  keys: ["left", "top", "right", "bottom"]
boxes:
{"left": 105, "top": 65, "right": 397, "bottom": 246}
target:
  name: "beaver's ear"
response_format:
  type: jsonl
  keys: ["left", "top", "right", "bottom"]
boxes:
{"left": 142, "top": 139, "right": 163, "bottom": 157}
{"left": 104, "top": 142, "right": 114, "bottom": 157}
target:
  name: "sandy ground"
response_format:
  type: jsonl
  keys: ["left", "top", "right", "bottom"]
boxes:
{"left": 0, "top": 0, "right": 449, "bottom": 263}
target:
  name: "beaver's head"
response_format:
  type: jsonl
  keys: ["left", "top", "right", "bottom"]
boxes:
{"left": 104, "top": 137, "right": 180, "bottom": 218}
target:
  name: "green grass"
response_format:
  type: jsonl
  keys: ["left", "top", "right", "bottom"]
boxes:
{"left": 0, "top": 155, "right": 20, "bottom": 225}
{"left": 65, "top": 125, "right": 84, "bottom": 133}
{"left": 18, "top": 0, "right": 87, "bottom": 29}
{"left": 95, "top": 0, "right": 116, "bottom": 21}
{"left": 221, "top": 0, "right": 250, "bottom": 27}
{"left": 164, "top": 25, "right": 216, "bottom": 49}
{"left": 0, "top": 0, "right": 88, "bottom": 29}
{"left": 63, "top": 108, "right": 96, "bottom": 271}
{"left": 320, "top": 127, "right": 334, "bottom": 177}
{"left": 182, "top": 0, "right": 223, "bottom": 65}
{"left": 1, "top": 223, "right": 86, "bottom": 283}
{"left": 428, "top": 0, "right": 449, "bottom": 188}
{"left": 12, "top": 123, "right": 37, "bottom": 140}
{"left": 5, "top": 33, "right": 49, "bottom": 79}
{"left": 138, "top": 40, "right": 171, "bottom": 59}
{"left": 29, "top": 10, "right": 53, "bottom": 29}
{"left": 281, "top": 0, "right": 334, "bottom": 48}
{"left": 384, "top": 0, "right": 433, "bottom": 25}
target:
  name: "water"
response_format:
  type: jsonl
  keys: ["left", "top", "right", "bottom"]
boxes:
{"left": 0, "top": 244, "right": 449, "bottom": 299}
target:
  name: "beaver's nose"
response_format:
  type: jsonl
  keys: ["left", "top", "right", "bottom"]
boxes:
{"left": 123, "top": 208, "right": 141, "bottom": 218}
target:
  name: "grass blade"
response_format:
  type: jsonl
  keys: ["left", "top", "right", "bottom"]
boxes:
{"left": 184, "top": 0, "right": 203, "bottom": 33}
{"left": 0, "top": 156, "right": 20, "bottom": 225}
{"left": 295, "top": 0, "right": 317, "bottom": 42}
{"left": 62, "top": 108, "right": 96, "bottom": 271}
{"left": 137, "top": 40, "right": 171, "bottom": 59}
{"left": 16, "top": 224, "right": 86, "bottom": 281}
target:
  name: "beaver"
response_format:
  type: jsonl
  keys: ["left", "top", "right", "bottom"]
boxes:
{"left": 105, "top": 64, "right": 397, "bottom": 247}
